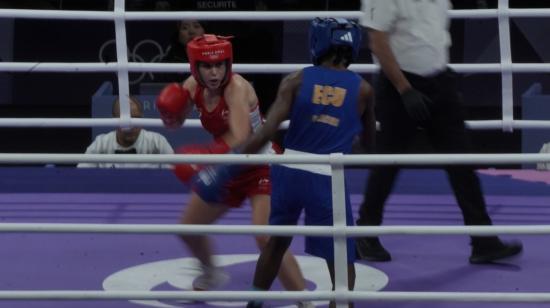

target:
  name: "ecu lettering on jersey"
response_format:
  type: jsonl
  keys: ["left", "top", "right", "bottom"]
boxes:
{"left": 312, "top": 85, "right": 347, "bottom": 107}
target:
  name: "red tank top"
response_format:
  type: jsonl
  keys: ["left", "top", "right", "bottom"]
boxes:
{"left": 192, "top": 85, "right": 230, "bottom": 138}
{"left": 191, "top": 78, "right": 280, "bottom": 154}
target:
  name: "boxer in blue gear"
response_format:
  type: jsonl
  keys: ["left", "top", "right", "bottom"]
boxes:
{"left": 238, "top": 17, "right": 375, "bottom": 308}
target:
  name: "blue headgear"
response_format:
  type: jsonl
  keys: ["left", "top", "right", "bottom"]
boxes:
{"left": 309, "top": 17, "right": 361, "bottom": 66}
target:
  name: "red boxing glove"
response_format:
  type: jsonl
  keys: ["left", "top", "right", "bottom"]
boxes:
{"left": 173, "top": 138, "right": 231, "bottom": 183}
{"left": 174, "top": 146, "right": 205, "bottom": 183}
{"left": 156, "top": 83, "right": 191, "bottom": 129}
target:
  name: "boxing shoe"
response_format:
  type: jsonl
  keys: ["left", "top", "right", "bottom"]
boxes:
{"left": 355, "top": 237, "right": 391, "bottom": 262}
{"left": 469, "top": 240, "right": 523, "bottom": 264}
{"left": 192, "top": 265, "right": 229, "bottom": 290}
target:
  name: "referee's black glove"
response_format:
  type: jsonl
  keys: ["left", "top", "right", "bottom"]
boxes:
{"left": 400, "top": 88, "right": 433, "bottom": 123}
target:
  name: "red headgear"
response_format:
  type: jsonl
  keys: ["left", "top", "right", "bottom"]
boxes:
{"left": 186, "top": 34, "right": 233, "bottom": 88}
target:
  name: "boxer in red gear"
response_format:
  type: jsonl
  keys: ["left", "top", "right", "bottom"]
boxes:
{"left": 156, "top": 34, "right": 308, "bottom": 298}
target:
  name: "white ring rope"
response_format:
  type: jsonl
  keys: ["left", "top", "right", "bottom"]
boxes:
{"left": 498, "top": 0, "right": 514, "bottom": 132}
{"left": 2, "top": 8, "right": 550, "bottom": 20}
{"left": 1, "top": 223, "right": 550, "bottom": 236}
{"left": 113, "top": 0, "right": 132, "bottom": 129}
{"left": 0, "top": 290, "right": 548, "bottom": 302}
{"left": 2, "top": 118, "right": 550, "bottom": 130}
{"left": 0, "top": 153, "right": 549, "bottom": 165}
{"left": 2, "top": 63, "right": 550, "bottom": 74}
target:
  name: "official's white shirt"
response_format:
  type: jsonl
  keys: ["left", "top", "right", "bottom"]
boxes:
{"left": 77, "top": 130, "right": 174, "bottom": 169}
{"left": 361, "top": 0, "right": 451, "bottom": 76}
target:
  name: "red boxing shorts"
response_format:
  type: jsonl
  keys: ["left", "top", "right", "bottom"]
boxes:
{"left": 193, "top": 165, "right": 271, "bottom": 208}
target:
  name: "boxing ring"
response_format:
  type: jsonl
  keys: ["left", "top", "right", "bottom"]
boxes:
{"left": 1, "top": 168, "right": 550, "bottom": 308}
{"left": 1, "top": 0, "right": 550, "bottom": 307}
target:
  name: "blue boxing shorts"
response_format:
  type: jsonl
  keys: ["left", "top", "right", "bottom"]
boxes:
{"left": 269, "top": 164, "right": 355, "bottom": 262}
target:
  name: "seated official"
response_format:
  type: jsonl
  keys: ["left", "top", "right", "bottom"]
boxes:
{"left": 78, "top": 96, "right": 174, "bottom": 169}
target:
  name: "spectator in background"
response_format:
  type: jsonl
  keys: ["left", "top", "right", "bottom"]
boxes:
{"left": 163, "top": 20, "right": 206, "bottom": 63}
{"left": 78, "top": 96, "right": 174, "bottom": 169}
{"left": 156, "top": 20, "right": 207, "bottom": 83}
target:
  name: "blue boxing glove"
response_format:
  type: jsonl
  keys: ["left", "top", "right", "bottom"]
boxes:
{"left": 192, "top": 163, "right": 243, "bottom": 204}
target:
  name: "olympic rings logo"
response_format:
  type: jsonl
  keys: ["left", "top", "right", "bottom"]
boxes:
{"left": 99, "top": 39, "right": 168, "bottom": 85}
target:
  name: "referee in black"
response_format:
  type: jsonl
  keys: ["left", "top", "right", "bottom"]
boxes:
{"left": 356, "top": 0, "right": 522, "bottom": 264}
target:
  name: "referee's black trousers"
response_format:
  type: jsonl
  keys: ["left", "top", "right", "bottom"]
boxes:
{"left": 356, "top": 69, "right": 501, "bottom": 248}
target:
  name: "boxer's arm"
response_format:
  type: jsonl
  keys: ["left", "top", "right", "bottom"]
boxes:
{"left": 221, "top": 75, "right": 253, "bottom": 148}
{"left": 240, "top": 70, "right": 302, "bottom": 154}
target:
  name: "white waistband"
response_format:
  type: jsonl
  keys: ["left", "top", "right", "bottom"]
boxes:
{"left": 280, "top": 149, "right": 332, "bottom": 176}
